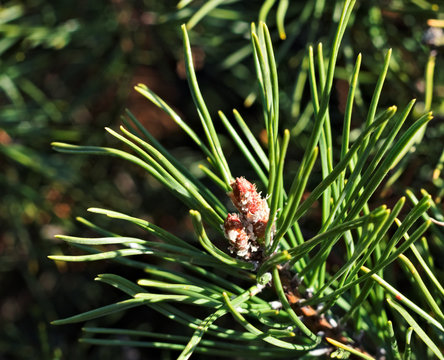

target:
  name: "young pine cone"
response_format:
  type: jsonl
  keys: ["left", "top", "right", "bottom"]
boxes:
{"left": 223, "top": 177, "right": 274, "bottom": 260}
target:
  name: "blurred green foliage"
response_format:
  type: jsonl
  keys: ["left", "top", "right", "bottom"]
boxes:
{"left": 1, "top": 0, "right": 443, "bottom": 359}
{"left": 0, "top": 1, "right": 179, "bottom": 358}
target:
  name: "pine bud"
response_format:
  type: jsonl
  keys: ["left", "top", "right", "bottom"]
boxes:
{"left": 223, "top": 177, "right": 274, "bottom": 261}
{"left": 223, "top": 213, "right": 250, "bottom": 257}
{"left": 229, "top": 177, "right": 270, "bottom": 238}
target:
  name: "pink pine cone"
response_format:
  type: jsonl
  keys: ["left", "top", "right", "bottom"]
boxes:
{"left": 223, "top": 213, "right": 250, "bottom": 257}
{"left": 223, "top": 177, "right": 274, "bottom": 260}
{"left": 229, "top": 177, "right": 270, "bottom": 238}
